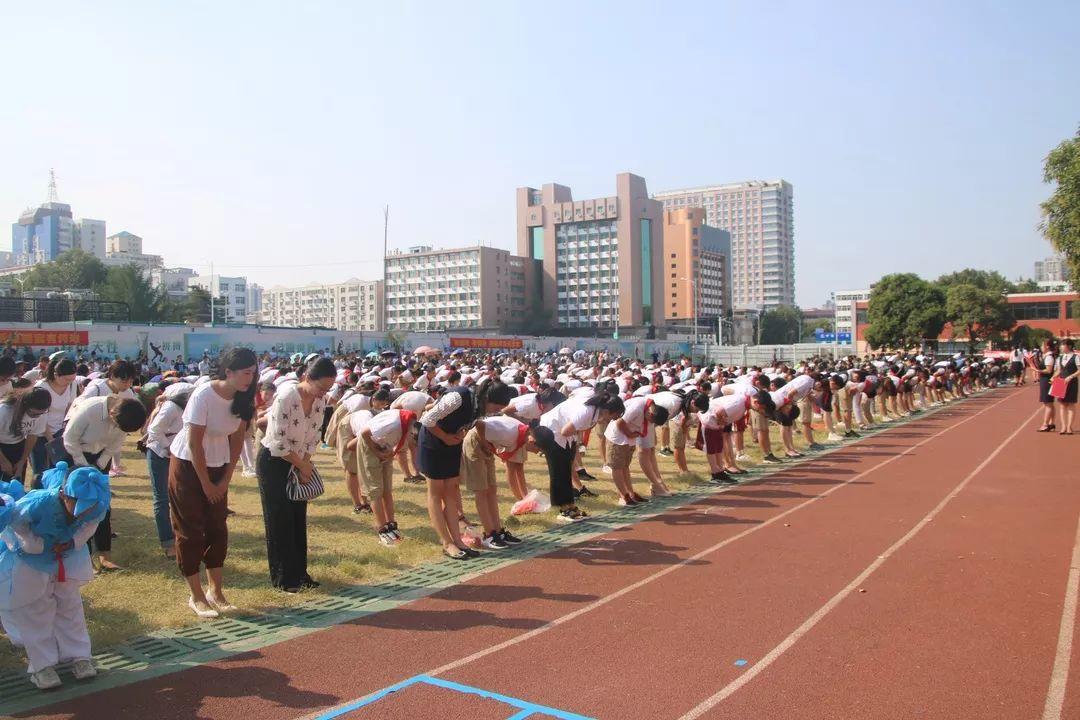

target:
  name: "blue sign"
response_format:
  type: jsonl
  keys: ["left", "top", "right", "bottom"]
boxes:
{"left": 813, "top": 330, "right": 852, "bottom": 343}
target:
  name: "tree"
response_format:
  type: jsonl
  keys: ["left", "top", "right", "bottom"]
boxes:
{"left": 865, "top": 273, "right": 946, "bottom": 350}
{"left": 1011, "top": 324, "right": 1054, "bottom": 349}
{"left": 1014, "top": 278, "right": 1041, "bottom": 293}
{"left": 1041, "top": 127, "right": 1080, "bottom": 284}
{"left": 935, "top": 268, "right": 1016, "bottom": 295}
{"left": 98, "top": 264, "right": 164, "bottom": 322}
{"left": 759, "top": 306, "right": 802, "bottom": 344}
{"left": 17, "top": 248, "right": 108, "bottom": 292}
{"left": 183, "top": 286, "right": 215, "bottom": 323}
{"left": 944, "top": 283, "right": 1015, "bottom": 351}
{"left": 802, "top": 318, "right": 833, "bottom": 340}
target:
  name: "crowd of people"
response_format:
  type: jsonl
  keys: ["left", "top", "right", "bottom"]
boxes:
{"left": 0, "top": 339, "right": 1073, "bottom": 690}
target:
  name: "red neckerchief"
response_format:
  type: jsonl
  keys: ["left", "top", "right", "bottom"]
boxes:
{"left": 641, "top": 398, "right": 654, "bottom": 435}
{"left": 393, "top": 410, "right": 416, "bottom": 454}
{"left": 497, "top": 422, "right": 530, "bottom": 461}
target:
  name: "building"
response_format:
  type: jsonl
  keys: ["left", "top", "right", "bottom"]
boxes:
{"left": 516, "top": 173, "right": 666, "bottom": 334}
{"left": 151, "top": 267, "right": 198, "bottom": 300}
{"left": 103, "top": 231, "right": 163, "bottom": 272}
{"left": 12, "top": 202, "right": 74, "bottom": 264}
{"left": 247, "top": 283, "right": 264, "bottom": 316}
{"left": 832, "top": 288, "right": 872, "bottom": 336}
{"left": 73, "top": 219, "right": 106, "bottom": 259}
{"left": 1035, "top": 255, "right": 1067, "bottom": 283}
{"left": 189, "top": 275, "right": 248, "bottom": 323}
{"left": 384, "top": 245, "right": 536, "bottom": 332}
{"left": 263, "top": 279, "right": 383, "bottom": 331}
{"left": 654, "top": 180, "right": 795, "bottom": 310}
{"left": 661, "top": 208, "right": 731, "bottom": 329}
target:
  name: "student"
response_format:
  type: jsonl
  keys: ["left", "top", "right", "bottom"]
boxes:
{"left": 698, "top": 392, "right": 751, "bottom": 484}
{"left": 390, "top": 388, "right": 432, "bottom": 483}
{"left": 0, "top": 465, "right": 110, "bottom": 690}
{"left": 62, "top": 392, "right": 146, "bottom": 572}
{"left": 348, "top": 407, "right": 416, "bottom": 547}
{"left": 331, "top": 387, "right": 389, "bottom": 514}
{"left": 459, "top": 381, "right": 523, "bottom": 551}
{"left": 168, "top": 348, "right": 256, "bottom": 618}
{"left": 1053, "top": 339, "right": 1078, "bottom": 435}
{"left": 78, "top": 360, "right": 138, "bottom": 478}
{"left": 769, "top": 374, "right": 815, "bottom": 457}
{"left": 0, "top": 389, "right": 51, "bottom": 484}
{"left": 0, "top": 356, "right": 17, "bottom": 399}
{"left": 32, "top": 356, "right": 78, "bottom": 480}
{"left": 1037, "top": 339, "right": 1057, "bottom": 432}
{"left": 257, "top": 357, "right": 334, "bottom": 592}
{"left": 21, "top": 355, "right": 50, "bottom": 383}
{"left": 145, "top": 386, "right": 192, "bottom": 558}
{"left": 604, "top": 396, "right": 670, "bottom": 505}
{"left": 534, "top": 393, "right": 624, "bottom": 522}
{"left": 418, "top": 385, "right": 475, "bottom": 557}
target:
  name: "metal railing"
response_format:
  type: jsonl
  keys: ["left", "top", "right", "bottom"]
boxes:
{"left": 0, "top": 297, "right": 130, "bottom": 323}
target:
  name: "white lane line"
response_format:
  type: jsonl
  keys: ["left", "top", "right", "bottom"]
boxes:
{"left": 422, "top": 393, "right": 1014, "bottom": 679}
{"left": 1043, "top": 512, "right": 1080, "bottom": 720}
{"left": 676, "top": 405, "right": 1040, "bottom": 720}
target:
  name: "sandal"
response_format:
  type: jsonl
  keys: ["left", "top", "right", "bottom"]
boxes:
{"left": 443, "top": 546, "right": 469, "bottom": 560}
{"left": 1037, "top": 426, "right": 1052, "bottom": 432}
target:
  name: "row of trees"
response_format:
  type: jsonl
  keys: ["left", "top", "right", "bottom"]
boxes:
{"left": 13, "top": 249, "right": 224, "bottom": 323}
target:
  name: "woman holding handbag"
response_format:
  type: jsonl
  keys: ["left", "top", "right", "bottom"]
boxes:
{"left": 256, "top": 356, "right": 335, "bottom": 593}
{"left": 1052, "top": 338, "right": 1078, "bottom": 435}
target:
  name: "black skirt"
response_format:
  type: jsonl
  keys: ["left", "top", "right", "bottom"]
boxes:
{"left": 417, "top": 425, "right": 462, "bottom": 480}
{"left": 1038, "top": 376, "right": 1055, "bottom": 404}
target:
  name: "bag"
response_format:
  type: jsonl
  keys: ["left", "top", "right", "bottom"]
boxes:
{"left": 285, "top": 464, "right": 325, "bottom": 502}
{"left": 1049, "top": 377, "right": 1069, "bottom": 400}
{"left": 510, "top": 489, "right": 551, "bottom": 516}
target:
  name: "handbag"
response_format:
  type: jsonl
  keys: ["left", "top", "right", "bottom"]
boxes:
{"left": 285, "top": 464, "right": 324, "bottom": 502}
{"left": 1049, "top": 377, "right": 1068, "bottom": 400}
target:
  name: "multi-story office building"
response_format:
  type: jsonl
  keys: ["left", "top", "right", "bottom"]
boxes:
{"left": 1035, "top": 255, "right": 1067, "bottom": 283}
{"left": 662, "top": 208, "right": 731, "bottom": 328}
{"left": 151, "top": 267, "right": 198, "bottom": 300}
{"left": 263, "top": 279, "right": 383, "bottom": 331}
{"left": 654, "top": 180, "right": 794, "bottom": 310}
{"left": 832, "top": 288, "right": 872, "bottom": 336}
{"left": 189, "top": 275, "right": 248, "bottom": 323}
{"left": 516, "top": 173, "right": 666, "bottom": 333}
{"left": 103, "top": 231, "right": 163, "bottom": 272}
{"left": 246, "top": 283, "right": 265, "bottom": 323}
{"left": 384, "top": 246, "right": 535, "bottom": 332}
{"left": 11, "top": 202, "right": 74, "bottom": 264}
{"left": 73, "top": 219, "right": 106, "bottom": 259}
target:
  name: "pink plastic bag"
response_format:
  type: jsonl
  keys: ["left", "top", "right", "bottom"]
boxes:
{"left": 511, "top": 489, "right": 551, "bottom": 516}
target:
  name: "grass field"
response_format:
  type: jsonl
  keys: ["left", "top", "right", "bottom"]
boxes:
{"left": 0, "top": 423, "right": 833, "bottom": 670}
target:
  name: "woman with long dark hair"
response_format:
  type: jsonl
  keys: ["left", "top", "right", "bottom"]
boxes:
{"left": 31, "top": 356, "right": 78, "bottom": 479}
{"left": 0, "top": 388, "right": 51, "bottom": 483}
{"left": 256, "top": 357, "right": 334, "bottom": 592}
{"left": 168, "top": 348, "right": 256, "bottom": 618}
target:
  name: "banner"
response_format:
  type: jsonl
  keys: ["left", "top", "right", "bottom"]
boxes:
{"left": 0, "top": 329, "right": 89, "bottom": 347}
{"left": 449, "top": 337, "right": 524, "bottom": 349}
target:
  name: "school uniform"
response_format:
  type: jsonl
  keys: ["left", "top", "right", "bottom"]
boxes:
{"left": 353, "top": 409, "right": 413, "bottom": 501}
{"left": 257, "top": 383, "right": 324, "bottom": 590}
{"left": 1057, "top": 353, "right": 1079, "bottom": 404}
{"left": 145, "top": 400, "right": 184, "bottom": 550}
{"left": 62, "top": 396, "right": 129, "bottom": 554}
{"left": 535, "top": 401, "right": 600, "bottom": 506}
{"left": 461, "top": 415, "right": 527, "bottom": 492}
{"left": 31, "top": 380, "right": 77, "bottom": 476}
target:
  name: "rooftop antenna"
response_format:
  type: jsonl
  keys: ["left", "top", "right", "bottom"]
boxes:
{"left": 383, "top": 205, "right": 389, "bottom": 257}
{"left": 46, "top": 169, "right": 60, "bottom": 203}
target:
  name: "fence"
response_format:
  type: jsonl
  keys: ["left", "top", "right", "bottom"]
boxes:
{"left": 701, "top": 342, "right": 856, "bottom": 366}
{"left": 0, "top": 297, "right": 130, "bottom": 324}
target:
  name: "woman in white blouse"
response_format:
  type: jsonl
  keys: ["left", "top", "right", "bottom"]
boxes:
{"left": 31, "top": 356, "right": 78, "bottom": 481}
{"left": 168, "top": 348, "right": 257, "bottom": 619}
{"left": 78, "top": 359, "right": 138, "bottom": 478}
{"left": 144, "top": 384, "right": 192, "bottom": 558}
{"left": 256, "top": 357, "right": 335, "bottom": 593}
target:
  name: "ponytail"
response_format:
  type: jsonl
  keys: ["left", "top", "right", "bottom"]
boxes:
{"left": 4, "top": 387, "right": 51, "bottom": 438}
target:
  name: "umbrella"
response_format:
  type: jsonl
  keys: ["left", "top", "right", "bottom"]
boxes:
{"left": 559, "top": 347, "right": 572, "bottom": 355}
{"left": 451, "top": 348, "right": 466, "bottom": 356}
{"left": 365, "top": 351, "right": 379, "bottom": 359}
{"left": 380, "top": 350, "right": 398, "bottom": 358}
{"left": 414, "top": 345, "right": 441, "bottom": 356}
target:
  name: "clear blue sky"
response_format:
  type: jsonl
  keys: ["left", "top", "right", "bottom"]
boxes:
{"left": 3, "top": 1, "right": 1078, "bottom": 306}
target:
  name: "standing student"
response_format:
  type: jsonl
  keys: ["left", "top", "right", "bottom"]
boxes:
{"left": 256, "top": 357, "right": 334, "bottom": 592}
{"left": 1037, "top": 339, "right": 1057, "bottom": 432}
{"left": 1053, "top": 339, "right": 1078, "bottom": 435}
{"left": 418, "top": 385, "right": 476, "bottom": 558}
{"left": 168, "top": 348, "right": 256, "bottom": 618}
{"left": 0, "top": 389, "right": 51, "bottom": 484}
{"left": 534, "top": 393, "right": 624, "bottom": 523}
{"left": 78, "top": 360, "right": 138, "bottom": 478}
{"left": 145, "top": 386, "right": 191, "bottom": 558}
{"left": 62, "top": 392, "right": 146, "bottom": 573}
{"left": 32, "top": 357, "right": 78, "bottom": 480}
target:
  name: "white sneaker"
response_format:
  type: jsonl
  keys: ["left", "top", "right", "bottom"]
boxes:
{"left": 72, "top": 658, "right": 97, "bottom": 680}
{"left": 241, "top": 470, "right": 257, "bottom": 478}
{"left": 188, "top": 596, "right": 219, "bottom": 619}
{"left": 30, "top": 666, "right": 62, "bottom": 690}
{"left": 601, "top": 464, "right": 613, "bottom": 475}
{"left": 827, "top": 433, "right": 844, "bottom": 443}
{"left": 735, "top": 453, "right": 751, "bottom": 463}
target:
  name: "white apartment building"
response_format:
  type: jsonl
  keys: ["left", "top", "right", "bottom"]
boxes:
{"left": 263, "top": 279, "right": 383, "bottom": 331}
{"left": 189, "top": 274, "right": 248, "bottom": 323}
{"left": 833, "top": 288, "right": 872, "bottom": 335}
{"left": 654, "top": 180, "right": 794, "bottom": 310}
{"left": 103, "top": 231, "right": 163, "bottom": 272}
{"left": 73, "top": 219, "right": 106, "bottom": 259}
{"left": 1035, "top": 255, "right": 1067, "bottom": 283}
{"left": 384, "top": 245, "right": 533, "bottom": 332}
{"left": 151, "top": 267, "right": 198, "bottom": 299}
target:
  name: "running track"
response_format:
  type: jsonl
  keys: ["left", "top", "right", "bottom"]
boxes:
{"left": 20, "top": 387, "right": 1080, "bottom": 720}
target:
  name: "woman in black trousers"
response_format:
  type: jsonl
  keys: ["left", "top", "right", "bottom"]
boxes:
{"left": 256, "top": 358, "right": 335, "bottom": 592}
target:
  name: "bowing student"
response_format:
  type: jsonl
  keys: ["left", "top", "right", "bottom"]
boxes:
{"left": 31, "top": 355, "right": 78, "bottom": 479}
{"left": 0, "top": 389, "right": 51, "bottom": 485}
{"left": 347, "top": 406, "right": 416, "bottom": 547}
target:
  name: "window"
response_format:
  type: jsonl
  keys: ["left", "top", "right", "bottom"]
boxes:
{"left": 1012, "top": 301, "right": 1060, "bottom": 320}
{"left": 640, "top": 218, "right": 653, "bottom": 323}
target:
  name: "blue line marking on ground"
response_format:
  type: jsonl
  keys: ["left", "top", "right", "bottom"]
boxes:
{"left": 313, "top": 674, "right": 596, "bottom": 719}
{"left": 734, "top": 659, "right": 749, "bottom": 667}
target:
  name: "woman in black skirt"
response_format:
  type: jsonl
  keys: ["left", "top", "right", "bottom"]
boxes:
{"left": 1053, "top": 338, "right": 1078, "bottom": 435}
{"left": 1037, "top": 339, "right": 1057, "bottom": 432}
{"left": 418, "top": 384, "right": 475, "bottom": 559}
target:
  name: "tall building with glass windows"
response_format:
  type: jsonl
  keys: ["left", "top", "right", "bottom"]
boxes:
{"left": 516, "top": 173, "right": 666, "bottom": 333}
{"left": 654, "top": 180, "right": 794, "bottom": 310}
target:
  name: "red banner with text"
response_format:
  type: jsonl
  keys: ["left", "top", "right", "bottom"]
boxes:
{"left": 0, "top": 329, "right": 90, "bottom": 347}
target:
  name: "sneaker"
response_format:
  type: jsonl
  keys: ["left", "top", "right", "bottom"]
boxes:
{"left": 707, "top": 472, "right": 726, "bottom": 485}
{"left": 71, "top": 658, "right": 97, "bottom": 681}
{"left": 735, "top": 453, "right": 751, "bottom": 463}
{"left": 482, "top": 533, "right": 509, "bottom": 550}
{"left": 827, "top": 433, "right": 844, "bottom": 442}
{"left": 601, "top": 464, "right": 613, "bottom": 475}
{"left": 388, "top": 520, "right": 402, "bottom": 541}
{"left": 30, "top": 666, "right": 61, "bottom": 690}
{"left": 575, "top": 485, "right": 598, "bottom": 498}
{"left": 557, "top": 507, "right": 587, "bottom": 523}
{"left": 721, "top": 473, "right": 739, "bottom": 485}
{"left": 617, "top": 495, "right": 637, "bottom": 506}
{"left": 577, "top": 468, "right": 597, "bottom": 481}
{"left": 241, "top": 470, "right": 257, "bottom": 478}
{"left": 499, "top": 528, "right": 523, "bottom": 544}
{"left": 761, "top": 454, "right": 782, "bottom": 464}
{"left": 378, "top": 527, "right": 397, "bottom": 546}
{"left": 844, "top": 430, "right": 861, "bottom": 439}
{"left": 658, "top": 447, "right": 674, "bottom": 457}
{"left": 352, "top": 503, "right": 372, "bottom": 515}
{"left": 809, "top": 443, "right": 826, "bottom": 451}
{"left": 404, "top": 474, "right": 426, "bottom": 484}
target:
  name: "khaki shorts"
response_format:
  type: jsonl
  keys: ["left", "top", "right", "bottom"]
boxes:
{"left": 357, "top": 438, "right": 393, "bottom": 500}
{"left": 836, "top": 387, "right": 853, "bottom": 411}
{"left": 751, "top": 408, "right": 769, "bottom": 434}
{"left": 337, "top": 420, "right": 357, "bottom": 472}
{"left": 504, "top": 443, "right": 527, "bottom": 465}
{"left": 608, "top": 442, "right": 635, "bottom": 470}
{"left": 636, "top": 425, "right": 656, "bottom": 450}
{"left": 798, "top": 396, "right": 813, "bottom": 423}
{"left": 461, "top": 428, "right": 497, "bottom": 492}
{"left": 670, "top": 419, "right": 687, "bottom": 449}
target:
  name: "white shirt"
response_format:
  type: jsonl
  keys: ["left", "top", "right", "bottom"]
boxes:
{"left": 505, "top": 393, "right": 546, "bottom": 421}
{"left": 391, "top": 390, "right": 430, "bottom": 414}
{"left": 605, "top": 396, "right": 650, "bottom": 445}
{"left": 478, "top": 415, "right": 528, "bottom": 450}
{"left": 539, "top": 401, "right": 599, "bottom": 449}
{"left": 700, "top": 394, "right": 750, "bottom": 428}
{"left": 34, "top": 379, "right": 78, "bottom": 436}
{"left": 356, "top": 409, "right": 411, "bottom": 451}
{"left": 21, "top": 367, "right": 45, "bottom": 383}
{"left": 62, "top": 397, "right": 126, "bottom": 470}
{"left": 170, "top": 382, "right": 244, "bottom": 467}
{"left": 0, "top": 402, "right": 47, "bottom": 444}
{"left": 649, "top": 391, "right": 683, "bottom": 421}
{"left": 341, "top": 391, "right": 373, "bottom": 413}
{"left": 80, "top": 378, "right": 136, "bottom": 401}
{"left": 261, "top": 383, "right": 326, "bottom": 458}
{"left": 0, "top": 380, "right": 11, "bottom": 400}
{"left": 146, "top": 400, "right": 185, "bottom": 458}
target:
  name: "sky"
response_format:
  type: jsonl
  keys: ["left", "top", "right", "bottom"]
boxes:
{"left": 2, "top": 1, "right": 1078, "bottom": 307}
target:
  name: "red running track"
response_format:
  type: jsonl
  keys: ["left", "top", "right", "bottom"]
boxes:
{"left": 21, "top": 388, "right": 1080, "bottom": 720}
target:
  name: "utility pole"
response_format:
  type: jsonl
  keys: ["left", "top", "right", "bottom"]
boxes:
{"left": 209, "top": 261, "right": 214, "bottom": 326}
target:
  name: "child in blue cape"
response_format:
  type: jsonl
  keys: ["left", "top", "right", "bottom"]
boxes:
{"left": 0, "top": 463, "right": 109, "bottom": 690}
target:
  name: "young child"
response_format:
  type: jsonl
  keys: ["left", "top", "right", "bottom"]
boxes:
{"left": 0, "top": 463, "right": 110, "bottom": 690}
